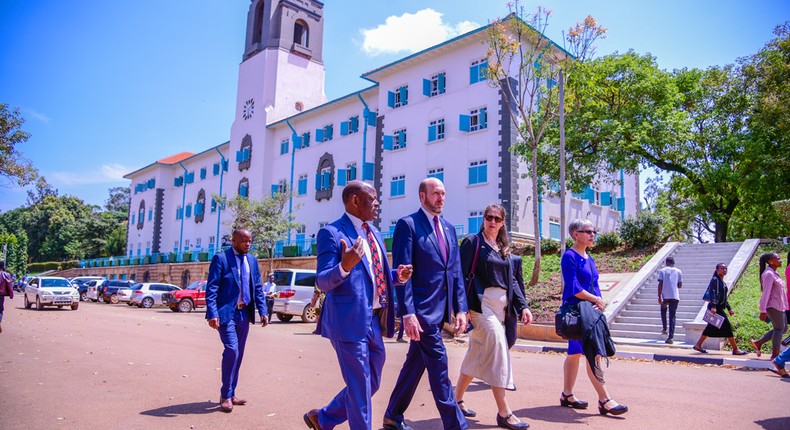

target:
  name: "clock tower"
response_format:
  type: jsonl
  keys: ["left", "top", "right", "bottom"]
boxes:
{"left": 227, "top": 0, "right": 327, "bottom": 201}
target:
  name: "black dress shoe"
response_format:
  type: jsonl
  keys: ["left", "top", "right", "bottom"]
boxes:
{"left": 559, "top": 392, "right": 588, "bottom": 409}
{"left": 383, "top": 416, "right": 413, "bottom": 430}
{"left": 598, "top": 399, "right": 628, "bottom": 416}
{"left": 304, "top": 409, "right": 322, "bottom": 429}
{"left": 496, "top": 413, "right": 529, "bottom": 429}
{"left": 457, "top": 399, "right": 477, "bottom": 417}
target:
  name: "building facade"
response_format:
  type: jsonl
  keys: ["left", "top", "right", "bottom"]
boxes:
{"left": 123, "top": 0, "right": 638, "bottom": 259}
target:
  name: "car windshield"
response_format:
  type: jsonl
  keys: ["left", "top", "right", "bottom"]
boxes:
{"left": 186, "top": 281, "right": 204, "bottom": 291}
{"left": 41, "top": 279, "right": 72, "bottom": 288}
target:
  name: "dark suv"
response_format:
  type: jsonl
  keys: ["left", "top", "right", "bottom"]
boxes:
{"left": 97, "top": 280, "right": 136, "bottom": 304}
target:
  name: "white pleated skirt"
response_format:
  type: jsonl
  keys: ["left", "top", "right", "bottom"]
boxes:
{"left": 459, "top": 287, "right": 514, "bottom": 390}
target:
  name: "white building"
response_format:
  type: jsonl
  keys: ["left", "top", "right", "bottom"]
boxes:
{"left": 123, "top": 0, "right": 638, "bottom": 260}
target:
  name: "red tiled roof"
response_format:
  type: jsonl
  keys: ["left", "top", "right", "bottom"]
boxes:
{"left": 157, "top": 152, "right": 195, "bottom": 165}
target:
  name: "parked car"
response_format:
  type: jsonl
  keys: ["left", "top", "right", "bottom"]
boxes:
{"left": 70, "top": 276, "right": 104, "bottom": 301}
{"left": 271, "top": 269, "right": 318, "bottom": 323}
{"left": 117, "top": 284, "right": 138, "bottom": 306}
{"left": 163, "top": 280, "right": 207, "bottom": 312}
{"left": 86, "top": 280, "right": 135, "bottom": 304}
{"left": 23, "top": 276, "right": 79, "bottom": 310}
{"left": 130, "top": 283, "right": 181, "bottom": 308}
{"left": 85, "top": 279, "right": 104, "bottom": 302}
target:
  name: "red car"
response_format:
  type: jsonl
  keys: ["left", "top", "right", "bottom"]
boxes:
{"left": 164, "top": 280, "right": 207, "bottom": 312}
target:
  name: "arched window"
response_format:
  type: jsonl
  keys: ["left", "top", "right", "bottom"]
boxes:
{"left": 195, "top": 189, "right": 206, "bottom": 224}
{"left": 238, "top": 134, "right": 253, "bottom": 171}
{"left": 239, "top": 177, "right": 250, "bottom": 198}
{"left": 294, "top": 20, "right": 309, "bottom": 48}
{"left": 137, "top": 200, "right": 145, "bottom": 230}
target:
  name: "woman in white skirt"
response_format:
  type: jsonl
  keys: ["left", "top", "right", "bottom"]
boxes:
{"left": 454, "top": 204, "right": 533, "bottom": 430}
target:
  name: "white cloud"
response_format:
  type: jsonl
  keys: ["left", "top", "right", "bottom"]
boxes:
{"left": 26, "top": 108, "right": 51, "bottom": 124}
{"left": 50, "top": 163, "right": 129, "bottom": 186}
{"left": 360, "top": 9, "right": 480, "bottom": 57}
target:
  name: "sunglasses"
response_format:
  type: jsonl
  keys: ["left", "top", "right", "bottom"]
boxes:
{"left": 484, "top": 214, "right": 504, "bottom": 223}
{"left": 575, "top": 229, "right": 597, "bottom": 235}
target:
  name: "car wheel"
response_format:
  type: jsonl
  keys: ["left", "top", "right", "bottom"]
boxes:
{"left": 169, "top": 306, "right": 179, "bottom": 312}
{"left": 24, "top": 294, "right": 31, "bottom": 309}
{"left": 178, "top": 299, "right": 194, "bottom": 313}
{"left": 109, "top": 294, "right": 119, "bottom": 304}
{"left": 141, "top": 297, "right": 154, "bottom": 308}
{"left": 71, "top": 303, "right": 79, "bottom": 311}
{"left": 80, "top": 292, "right": 88, "bottom": 301}
{"left": 302, "top": 305, "right": 318, "bottom": 323}
{"left": 98, "top": 295, "right": 104, "bottom": 303}
{"left": 36, "top": 296, "right": 44, "bottom": 311}
{"left": 276, "top": 313, "right": 293, "bottom": 322}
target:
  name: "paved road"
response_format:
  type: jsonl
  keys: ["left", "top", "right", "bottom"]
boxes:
{"left": 0, "top": 297, "right": 787, "bottom": 430}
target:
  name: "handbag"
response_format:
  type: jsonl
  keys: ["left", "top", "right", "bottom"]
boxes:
{"left": 702, "top": 309, "right": 724, "bottom": 329}
{"left": 702, "top": 288, "right": 711, "bottom": 302}
{"left": 555, "top": 302, "right": 582, "bottom": 340}
{"left": 464, "top": 234, "right": 481, "bottom": 298}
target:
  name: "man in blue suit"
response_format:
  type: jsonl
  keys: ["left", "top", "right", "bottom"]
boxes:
{"left": 384, "top": 178, "right": 469, "bottom": 430}
{"left": 206, "top": 227, "right": 268, "bottom": 413}
{"left": 304, "top": 180, "right": 412, "bottom": 430}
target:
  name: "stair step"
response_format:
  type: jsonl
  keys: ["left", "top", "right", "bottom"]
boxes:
{"left": 609, "top": 329, "right": 688, "bottom": 341}
{"left": 608, "top": 322, "right": 687, "bottom": 334}
{"left": 613, "top": 316, "right": 693, "bottom": 326}
{"left": 619, "top": 310, "right": 698, "bottom": 319}
{"left": 624, "top": 304, "right": 701, "bottom": 312}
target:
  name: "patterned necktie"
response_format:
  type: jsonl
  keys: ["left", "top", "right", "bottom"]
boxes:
{"left": 433, "top": 216, "right": 448, "bottom": 263}
{"left": 361, "top": 222, "right": 387, "bottom": 306}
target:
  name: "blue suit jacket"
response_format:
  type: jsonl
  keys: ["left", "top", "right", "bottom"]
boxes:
{"left": 316, "top": 214, "right": 397, "bottom": 342}
{"left": 393, "top": 209, "right": 468, "bottom": 326}
{"left": 205, "top": 247, "right": 267, "bottom": 325}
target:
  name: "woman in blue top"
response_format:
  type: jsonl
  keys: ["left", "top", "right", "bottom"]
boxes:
{"left": 559, "top": 219, "right": 627, "bottom": 416}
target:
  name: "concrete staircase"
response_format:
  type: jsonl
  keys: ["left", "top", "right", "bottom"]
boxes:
{"left": 608, "top": 242, "right": 745, "bottom": 348}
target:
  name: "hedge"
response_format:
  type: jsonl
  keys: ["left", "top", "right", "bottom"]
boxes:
{"left": 27, "top": 260, "right": 80, "bottom": 273}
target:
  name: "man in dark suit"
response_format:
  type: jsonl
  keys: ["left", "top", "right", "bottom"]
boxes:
{"left": 206, "top": 227, "right": 268, "bottom": 413}
{"left": 384, "top": 178, "right": 469, "bottom": 430}
{"left": 304, "top": 180, "right": 412, "bottom": 430}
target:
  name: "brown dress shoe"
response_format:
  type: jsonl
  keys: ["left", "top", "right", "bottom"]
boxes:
{"left": 219, "top": 397, "right": 233, "bottom": 413}
{"left": 303, "top": 408, "right": 322, "bottom": 429}
{"left": 231, "top": 397, "right": 247, "bottom": 405}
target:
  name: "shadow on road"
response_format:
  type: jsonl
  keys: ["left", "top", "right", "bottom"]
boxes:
{"left": 140, "top": 401, "right": 219, "bottom": 417}
{"left": 755, "top": 417, "right": 790, "bottom": 429}
{"left": 515, "top": 404, "right": 623, "bottom": 424}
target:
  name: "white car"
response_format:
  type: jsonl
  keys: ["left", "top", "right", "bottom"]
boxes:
{"left": 24, "top": 276, "right": 80, "bottom": 311}
{"left": 271, "top": 269, "right": 318, "bottom": 323}
{"left": 130, "top": 283, "right": 181, "bottom": 308}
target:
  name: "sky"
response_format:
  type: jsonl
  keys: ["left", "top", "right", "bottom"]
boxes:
{"left": 1, "top": 0, "right": 787, "bottom": 212}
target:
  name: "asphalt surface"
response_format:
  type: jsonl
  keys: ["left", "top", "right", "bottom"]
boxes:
{"left": 1, "top": 297, "right": 788, "bottom": 430}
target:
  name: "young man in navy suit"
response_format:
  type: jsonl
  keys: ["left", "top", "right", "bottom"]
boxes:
{"left": 206, "top": 228, "right": 268, "bottom": 413}
{"left": 304, "top": 180, "right": 412, "bottom": 430}
{"left": 383, "top": 178, "right": 469, "bottom": 430}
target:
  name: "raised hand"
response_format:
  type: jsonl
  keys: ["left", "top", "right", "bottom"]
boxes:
{"left": 340, "top": 237, "right": 365, "bottom": 272}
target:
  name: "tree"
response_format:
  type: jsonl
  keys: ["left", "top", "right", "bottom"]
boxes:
{"left": 105, "top": 186, "right": 131, "bottom": 214}
{"left": 485, "top": 1, "right": 605, "bottom": 285}
{"left": 216, "top": 191, "right": 301, "bottom": 273}
{"left": 26, "top": 176, "right": 57, "bottom": 206}
{"left": 0, "top": 104, "right": 38, "bottom": 187}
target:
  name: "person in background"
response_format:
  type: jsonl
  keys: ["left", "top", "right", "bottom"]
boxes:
{"left": 264, "top": 273, "right": 277, "bottom": 321}
{"left": 751, "top": 253, "right": 787, "bottom": 359}
{"left": 692, "top": 263, "right": 748, "bottom": 356}
{"left": 453, "top": 203, "right": 533, "bottom": 430}
{"left": 560, "top": 219, "right": 627, "bottom": 417}
{"left": 0, "top": 261, "right": 13, "bottom": 334}
{"left": 657, "top": 257, "right": 683, "bottom": 344}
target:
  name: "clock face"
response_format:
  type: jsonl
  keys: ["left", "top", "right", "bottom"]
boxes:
{"left": 242, "top": 98, "right": 254, "bottom": 120}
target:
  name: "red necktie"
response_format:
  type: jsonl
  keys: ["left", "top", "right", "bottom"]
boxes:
{"left": 361, "top": 222, "right": 387, "bottom": 305}
{"left": 433, "top": 216, "right": 448, "bottom": 262}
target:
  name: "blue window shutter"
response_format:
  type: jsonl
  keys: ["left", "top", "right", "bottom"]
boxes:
{"left": 236, "top": 150, "right": 243, "bottom": 162}
{"left": 363, "top": 162, "right": 374, "bottom": 181}
{"left": 337, "top": 169, "right": 347, "bottom": 186}
{"left": 240, "top": 184, "right": 248, "bottom": 197}
{"left": 428, "top": 124, "right": 437, "bottom": 142}
{"left": 131, "top": 214, "right": 135, "bottom": 224}
{"left": 366, "top": 111, "right": 377, "bottom": 127}
{"left": 399, "top": 86, "right": 408, "bottom": 105}
{"left": 438, "top": 73, "right": 446, "bottom": 93}
{"left": 298, "top": 178, "right": 307, "bottom": 195}
{"left": 350, "top": 164, "right": 357, "bottom": 180}
{"left": 387, "top": 91, "right": 395, "bottom": 108}
{"left": 481, "top": 165, "right": 487, "bottom": 183}
{"left": 469, "top": 64, "right": 478, "bottom": 84}
{"left": 222, "top": 160, "right": 228, "bottom": 171}
{"left": 617, "top": 197, "right": 625, "bottom": 211}
{"left": 211, "top": 199, "right": 217, "bottom": 212}
{"left": 302, "top": 133, "right": 310, "bottom": 147}
{"left": 322, "top": 171, "right": 330, "bottom": 189}
{"left": 271, "top": 184, "right": 279, "bottom": 197}
{"left": 390, "top": 180, "right": 398, "bottom": 197}
{"left": 213, "top": 163, "right": 220, "bottom": 175}
{"left": 480, "top": 61, "right": 488, "bottom": 81}
{"left": 437, "top": 172, "right": 444, "bottom": 182}
{"left": 315, "top": 173, "right": 321, "bottom": 190}
{"left": 572, "top": 191, "right": 583, "bottom": 199}
{"left": 582, "top": 186, "right": 595, "bottom": 203}
{"left": 243, "top": 147, "right": 250, "bottom": 161}
{"left": 383, "top": 135, "right": 393, "bottom": 150}
{"left": 480, "top": 108, "right": 488, "bottom": 129}
{"left": 398, "top": 130, "right": 406, "bottom": 148}
{"left": 196, "top": 203, "right": 204, "bottom": 215}
{"left": 340, "top": 121, "right": 349, "bottom": 135}
{"left": 325, "top": 125, "right": 333, "bottom": 140}
{"left": 423, "top": 78, "right": 431, "bottom": 96}
{"left": 187, "top": 172, "right": 194, "bottom": 184}
{"left": 351, "top": 116, "right": 359, "bottom": 132}
{"left": 459, "top": 115, "right": 471, "bottom": 132}
{"left": 315, "top": 128, "right": 324, "bottom": 143}
{"left": 293, "top": 135, "right": 302, "bottom": 149}
{"left": 185, "top": 205, "right": 192, "bottom": 218}
{"left": 468, "top": 166, "right": 476, "bottom": 184}
{"left": 148, "top": 209, "right": 153, "bottom": 221}
{"left": 200, "top": 168, "right": 206, "bottom": 180}
{"left": 600, "top": 192, "right": 611, "bottom": 206}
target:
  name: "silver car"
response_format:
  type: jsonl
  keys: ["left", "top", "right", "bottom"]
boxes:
{"left": 24, "top": 276, "right": 80, "bottom": 310}
{"left": 130, "top": 283, "right": 181, "bottom": 308}
{"left": 117, "top": 284, "right": 137, "bottom": 306}
{"left": 271, "top": 269, "right": 318, "bottom": 323}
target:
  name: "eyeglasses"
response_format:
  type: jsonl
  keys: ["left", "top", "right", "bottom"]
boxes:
{"left": 484, "top": 214, "right": 504, "bottom": 223}
{"left": 575, "top": 229, "right": 597, "bottom": 235}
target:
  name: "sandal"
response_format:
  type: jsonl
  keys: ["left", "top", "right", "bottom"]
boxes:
{"left": 457, "top": 400, "right": 476, "bottom": 418}
{"left": 732, "top": 350, "right": 748, "bottom": 356}
{"left": 560, "top": 392, "right": 588, "bottom": 409}
{"left": 751, "top": 340, "right": 761, "bottom": 357}
{"left": 693, "top": 346, "right": 708, "bottom": 354}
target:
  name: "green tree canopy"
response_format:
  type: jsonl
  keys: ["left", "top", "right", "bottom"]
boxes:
{"left": 0, "top": 104, "right": 37, "bottom": 187}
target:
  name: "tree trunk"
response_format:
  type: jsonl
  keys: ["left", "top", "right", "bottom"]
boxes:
{"left": 559, "top": 71, "right": 567, "bottom": 255}
{"left": 528, "top": 143, "right": 542, "bottom": 286}
{"left": 714, "top": 221, "right": 728, "bottom": 243}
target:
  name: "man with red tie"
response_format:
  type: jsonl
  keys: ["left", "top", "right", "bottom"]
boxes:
{"left": 304, "top": 180, "right": 412, "bottom": 430}
{"left": 383, "top": 178, "right": 469, "bottom": 430}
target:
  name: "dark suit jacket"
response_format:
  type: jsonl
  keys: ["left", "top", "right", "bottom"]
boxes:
{"left": 205, "top": 247, "right": 266, "bottom": 325}
{"left": 393, "top": 209, "right": 468, "bottom": 326}
{"left": 315, "top": 213, "right": 397, "bottom": 342}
